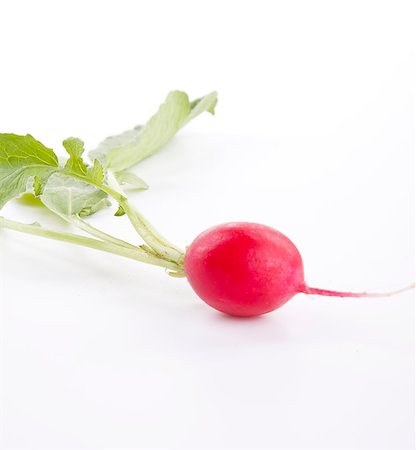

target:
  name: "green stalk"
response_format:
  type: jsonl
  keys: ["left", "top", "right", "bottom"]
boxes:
{"left": 67, "top": 215, "right": 141, "bottom": 251}
{"left": 66, "top": 171, "right": 184, "bottom": 263}
{"left": 119, "top": 201, "right": 184, "bottom": 262}
{"left": 105, "top": 171, "right": 184, "bottom": 263}
{"left": 0, "top": 216, "right": 180, "bottom": 271}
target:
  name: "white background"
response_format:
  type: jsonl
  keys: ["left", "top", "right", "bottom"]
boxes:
{"left": 0, "top": 1, "right": 414, "bottom": 449}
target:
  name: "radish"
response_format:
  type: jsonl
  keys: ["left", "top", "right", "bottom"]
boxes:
{"left": 0, "top": 90, "right": 413, "bottom": 318}
{"left": 184, "top": 222, "right": 413, "bottom": 317}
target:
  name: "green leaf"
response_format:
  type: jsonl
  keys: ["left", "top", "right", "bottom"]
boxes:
{"left": 41, "top": 172, "right": 110, "bottom": 218}
{"left": 63, "top": 137, "right": 84, "bottom": 159}
{"left": 59, "top": 138, "right": 108, "bottom": 217}
{"left": 115, "top": 171, "right": 148, "bottom": 190}
{"left": 187, "top": 91, "right": 218, "bottom": 122}
{"left": 0, "top": 133, "right": 59, "bottom": 209}
{"left": 89, "top": 90, "right": 218, "bottom": 172}
{"left": 33, "top": 176, "right": 43, "bottom": 196}
{"left": 0, "top": 134, "right": 109, "bottom": 221}
{"left": 63, "top": 137, "right": 88, "bottom": 176}
{"left": 63, "top": 137, "right": 105, "bottom": 185}
{"left": 87, "top": 159, "right": 105, "bottom": 184}
{"left": 114, "top": 205, "right": 126, "bottom": 217}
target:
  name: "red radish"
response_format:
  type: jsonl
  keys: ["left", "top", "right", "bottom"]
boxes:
{"left": 1, "top": 94, "right": 413, "bottom": 319}
{"left": 184, "top": 222, "right": 413, "bottom": 317}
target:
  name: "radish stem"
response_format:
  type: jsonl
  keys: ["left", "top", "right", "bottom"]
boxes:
{"left": 68, "top": 215, "right": 140, "bottom": 251}
{"left": 0, "top": 216, "right": 180, "bottom": 271}
{"left": 106, "top": 170, "right": 184, "bottom": 262}
{"left": 67, "top": 170, "right": 184, "bottom": 263}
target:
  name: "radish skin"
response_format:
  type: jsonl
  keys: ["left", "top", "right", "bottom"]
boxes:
{"left": 184, "top": 222, "right": 414, "bottom": 317}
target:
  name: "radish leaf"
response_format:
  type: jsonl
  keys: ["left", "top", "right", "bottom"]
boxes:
{"left": 89, "top": 90, "right": 217, "bottom": 172}
{"left": 41, "top": 172, "right": 110, "bottom": 218}
{"left": 114, "top": 204, "right": 126, "bottom": 216}
{"left": 63, "top": 137, "right": 88, "bottom": 175}
{"left": 62, "top": 137, "right": 105, "bottom": 185}
{"left": 87, "top": 159, "right": 105, "bottom": 184}
{"left": 0, "top": 134, "right": 59, "bottom": 209}
{"left": 114, "top": 171, "right": 148, "bottom": 190}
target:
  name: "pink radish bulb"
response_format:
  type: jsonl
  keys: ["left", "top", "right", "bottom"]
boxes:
{"left": 184, "top": 222, "right": 412, "bottom": 317}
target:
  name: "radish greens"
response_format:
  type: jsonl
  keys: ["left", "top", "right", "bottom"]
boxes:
{"left": 0, "top": 90, "right": 218, "bottom": 275}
